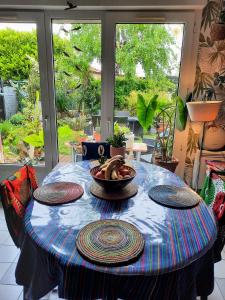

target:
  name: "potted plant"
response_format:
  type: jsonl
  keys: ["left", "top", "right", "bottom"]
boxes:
{"left": 152, "top": 106, "right": 179, "bottom": 173}
{"left": 106, "top": 130, "right": 127, "bottom": 158}
{"left": 136, "top": 93, "right": 182, "bottom": 172}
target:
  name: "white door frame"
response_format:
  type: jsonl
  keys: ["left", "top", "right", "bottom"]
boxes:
{"left": 44, "top": 9, "right": 202, "bottom": 172}
{"left": 101, "top": 10, "right": 202, "bottom": 178}
{"left": 0, "top": 9, "right": 202, "bottom": 179}
{"left": 0, "top": 11, "right": 53, "bottom": 181}
{"left": 44, "top": 10, "right": 104, "bottom": 167}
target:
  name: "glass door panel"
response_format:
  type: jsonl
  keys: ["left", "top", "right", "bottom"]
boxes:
{"left": 0, "top": 22, "right": 45, "bottom": 166}
{"left": 52, "top": 21, "right": 101, "bottom": 163}
{"left": 114, "top": 23, "right": 184, "bottom": 155}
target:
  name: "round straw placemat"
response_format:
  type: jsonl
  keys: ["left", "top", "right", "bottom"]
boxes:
{"left": 90, "top": 182, "right": 138, "bottom": 201}
{"left": 33, "top": 182, "right": 84, "bottom": 205}
{"left": 76, "top": 219, "right": 145, "bottom": 266}
{"left": 148, "top": 185, "right": 201, "bottom": 209}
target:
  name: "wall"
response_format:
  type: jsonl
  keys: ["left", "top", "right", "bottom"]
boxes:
{"left": 184, "top": 0, "right": 225, "bottom": 186}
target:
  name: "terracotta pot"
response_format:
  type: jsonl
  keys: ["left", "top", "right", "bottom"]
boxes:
{"left": 110, "top": 146, "right": 126, "bottom": 158}
{"left": 210, "top": 23, "right": 225, "bottom": 42}
{"left": 153, "top": 157, "right": 179, "bottom": 173}
{"left": 186, "top": 101, "right": 222, "bottom": 122}
{"left": 93, "top": 131, "right": 101, "bottom": 142}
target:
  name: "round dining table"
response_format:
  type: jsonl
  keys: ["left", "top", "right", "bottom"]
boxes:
{"left": 16, "top": 161, "right": 217, "bottom": 300}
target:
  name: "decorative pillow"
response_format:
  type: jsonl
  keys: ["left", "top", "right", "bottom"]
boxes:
{"left": 82, "top": 142, "right": 110, "bottom": 160}
{"left": 2, "top": 165, "right": 38, "bottom": 218}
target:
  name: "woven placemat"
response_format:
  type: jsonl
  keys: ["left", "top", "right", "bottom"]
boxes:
{"left": 76, "top": 219, "right": 144, "bottom": 266}
{"left": 33, "top": 182, "right": 84, "bottom": 205}
{"left": 90, "top": 182, "right": 138, "bottom": 201}
{"left": 148, "top": 185, "right": 201, "bottom": 209}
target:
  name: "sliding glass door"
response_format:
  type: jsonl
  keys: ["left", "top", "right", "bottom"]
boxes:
{"left": 113, "top": 22, "right": 184, "bottom": 152}
{"left": 44, "top": 10, "right": 199, "bottom": 170}
{"left": 0, "top": 12, "right": 53, "bottom": 181}
{"left": 51, "top": 19, "right": 102, "bottom": 163}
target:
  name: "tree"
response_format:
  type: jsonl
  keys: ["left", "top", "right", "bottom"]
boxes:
{"left": 116, "top": 24, "right": 177, "bottom": 79}
{"left": 0, "top": 28, "right": 37, "bottom": 80}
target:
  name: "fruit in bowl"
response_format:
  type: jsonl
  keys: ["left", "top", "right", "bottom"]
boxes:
{"left": 90, "top": 155, "right": 136, "bottom": 190}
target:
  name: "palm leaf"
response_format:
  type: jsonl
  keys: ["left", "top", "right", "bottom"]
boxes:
{"left": 208, "top": 41, "right": 225, "bottom": 65}
{"left": 201, "top": 1, "right": 220, "bottom": 31}
{"left": 193, "top": 66, "right": 213, "bottom": 97}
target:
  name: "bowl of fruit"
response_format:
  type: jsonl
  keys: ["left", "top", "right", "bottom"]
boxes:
{"left": 90, "top": 155, "right": 136, "bottom": 190}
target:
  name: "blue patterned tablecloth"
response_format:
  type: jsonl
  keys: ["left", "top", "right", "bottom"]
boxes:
{"left": 16, "top": 161, "right": 217, "bottom": 300}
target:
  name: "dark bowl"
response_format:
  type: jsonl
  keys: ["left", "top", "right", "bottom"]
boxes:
{"left": 90, "top": 165, "right": 136, "bottom": 190}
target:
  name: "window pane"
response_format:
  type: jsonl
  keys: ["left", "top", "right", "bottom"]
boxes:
{"left": 0, "top": 23, "right": 45, "bottom": 165}
{"left": 114, "top": 23, "right": 184, "bottom": 159}
{"left": 52, "top": 22, "right": 101, "bottom": 163}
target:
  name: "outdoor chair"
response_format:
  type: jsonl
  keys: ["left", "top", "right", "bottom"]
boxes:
{"left": 0, "top": 164, "right": 38, "bottom": 248}
{"left": 81, "top": 142, "right": 110, "bottom": 160}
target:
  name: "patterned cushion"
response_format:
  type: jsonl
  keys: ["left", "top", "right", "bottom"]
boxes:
{"left": 2, "top": 165, "right": 38, "bottom": 218}
{"left": 81, "top": 142, "right": 110, "bottom": 160}
{"left": 0, "top": 165, "right": 38, "bottom": 247}
{"left": 200, "top": 160, "right": 225, "bottom": 262}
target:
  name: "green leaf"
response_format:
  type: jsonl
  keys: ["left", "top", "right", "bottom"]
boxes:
{"left": 23, "top": 131, "right": 44, "bottom": 147}
{"left": 137, "top": 94, "right": 158, "bottom": 131}
{"left": 175, "top": 96, "right": 188, "bottom": 131}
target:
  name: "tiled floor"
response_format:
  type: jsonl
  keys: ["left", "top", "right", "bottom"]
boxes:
{"left": 0, "top": 205, "right": 224, "bottom": 300}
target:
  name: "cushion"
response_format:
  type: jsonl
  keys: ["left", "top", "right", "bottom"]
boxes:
{"left": 82, "top": 142, "right": 110, "bottom": 160}
{"left": 2, "top": 165, "right": 38, "bottom": 218}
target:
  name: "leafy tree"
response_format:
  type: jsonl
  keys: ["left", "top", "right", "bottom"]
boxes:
{"left": 116, "top": 24, "right": 177, "bottom": 79}
{"left": 0, "top": 28, "right": 37, "bottom": 80}
{"left": 54, "top": 23, "right": 177, "bottom": 114}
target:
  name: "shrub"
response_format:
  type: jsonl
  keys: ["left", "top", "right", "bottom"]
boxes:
{"left": 9, "top": 113, "right": 25, "bottom": 125}
{"left": 0, "top": 121, "right": 13, "bottom": 139}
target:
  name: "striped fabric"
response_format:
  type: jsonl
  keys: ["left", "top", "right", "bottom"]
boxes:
{"left": 16, "top": 161, "right": 217, "bottom": 299}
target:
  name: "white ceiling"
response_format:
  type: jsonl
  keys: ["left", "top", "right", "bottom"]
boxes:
{"left": 0, "top": 0, "right": 206, "bottom": 10}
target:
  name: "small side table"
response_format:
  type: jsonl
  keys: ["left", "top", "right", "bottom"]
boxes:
{"left": 126, "top": 143, "right": 148, "bottom": 161}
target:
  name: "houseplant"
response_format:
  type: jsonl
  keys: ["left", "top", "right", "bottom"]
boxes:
{"left": 152, "top": 106, "right": 179, "bottom": 172}
{"left": 106, "top": 128, "right": 127, "bottom": 158}
{"left": 136, "top": 93, "right": 182, "bottom": 172}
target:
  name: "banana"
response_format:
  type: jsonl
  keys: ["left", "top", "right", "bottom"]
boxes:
{"left": 99, "top": 155, "right": 124, "bottom": 170}
{"left": 111, "top": 169, "right": 118, "bottom": 180}
{"left": 105, "top": 159, "right": 123, "bottom": 180}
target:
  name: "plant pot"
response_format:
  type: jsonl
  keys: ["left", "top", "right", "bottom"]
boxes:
{"left": 93, "top": 131, "right": 101, "bottom": 142}
{"left": 186, "top": 101, "right": 222, "bottom": 122}
{"left": 203, "top": 125, "right": 225, "bottom": 150}
{"left": 110, "top": 146, "right": 126, "bottom": 158}
{"left": 210, "top": 23, "right": 225, "bottom": 42}
{"left": 153, "top": 156, "right": 179, "bottom": 173}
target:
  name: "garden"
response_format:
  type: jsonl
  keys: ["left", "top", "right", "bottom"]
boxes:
{"left": 0, "top": 23, "right": 182, "bottom": 164}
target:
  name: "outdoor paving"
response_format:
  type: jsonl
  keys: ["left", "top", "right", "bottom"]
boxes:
{"left": 0, "top": 204, "right": 224, "bottom": 300}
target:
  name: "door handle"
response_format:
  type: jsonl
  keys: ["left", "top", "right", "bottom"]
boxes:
{"left": 107, "top": 120, "right": 111, "bottom": 134}
{"left": 44, "top": 117, "right": 49, "bottom": 131}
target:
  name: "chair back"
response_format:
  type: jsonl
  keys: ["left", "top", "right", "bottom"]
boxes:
{"left": 81, "top": 142, "right": 110, "bottom": 160}
{"left": 0, "top": 165, "right": 38, "bottom": 248}
{"left": 201, "top": 160, "right": 225, "bottom": 262}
